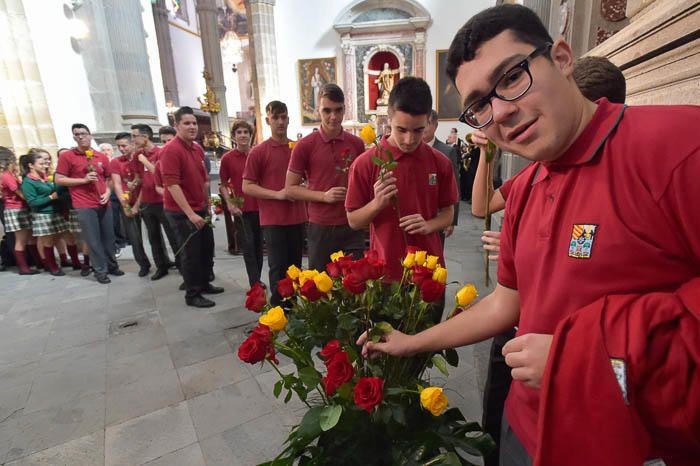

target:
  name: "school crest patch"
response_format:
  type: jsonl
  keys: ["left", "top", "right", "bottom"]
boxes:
{"left": 428, "top": 173, "right": 437, "bottom": 186}
{"left": 568, "top": 224, "right": 598, "bottom": 259}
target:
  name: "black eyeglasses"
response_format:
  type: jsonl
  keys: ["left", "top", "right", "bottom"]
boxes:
{"left": 459, "top": 43, "right": 552, "bottom": 129}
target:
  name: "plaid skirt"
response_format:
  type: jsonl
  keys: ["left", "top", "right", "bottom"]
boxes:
{"left": 31, "top": 212, "right": 68, "bottom": 237}
{"left": 67, "top": 209, "right": 81, "bottom": 234}
{"left": 3, "top": 208, "right": 31, "bottom": 232}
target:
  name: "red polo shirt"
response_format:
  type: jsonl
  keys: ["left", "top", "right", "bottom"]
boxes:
{"left": 109, "top": 154, "right": 130, "bottom": 195}
{"left": 56, "top": 148, "right": 111, "bottom": 208}
{"left": 497, "top": 99, "right": 700, "bottom": 457}
{"left": 159, "top": 136, "right": 209, "bottom": 213}
{"left": 243, "top": 138, "right": 307, "bottom": 226}
{"left": 346, "top": 136, "right": 459, "bottom": 281}
{"left": 129, "top": 146, "right": 162, "bottom": 205}
{"left": 1, "top": 171, "right": 26, "bottom": 209}
{"left": 219, "top": 149, "right": 258, "bottom": 212}
{"left": 288, "top": 128, "right": 366, "bottom": 225}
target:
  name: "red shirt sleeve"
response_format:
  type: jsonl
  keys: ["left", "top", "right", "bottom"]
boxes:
{"left": 55, "top": 151, "right": 72, "bottom": 177}
{"left": 288, "top": 138, "right": 309, "bottom": 176}
{"left": 345, "top": 153, "right": 373, "bottom": 211}
{"left": 243, "top": 145, "right": 263, "bottom": 182}
{"left": 219, "top": 153, "right": 231, "bottom": 185}
{"left": 497, "top": 202, "right": 518, "bottom": 290}
{"left": 436, "top": 152, "right": 459, "bottom": 209}
{"left": 109, "top": 158, "right": 121, "bottom": 178}
{"left": 159, "top": 147, "right": 181, "bottom": 187}
{"left": 499, "top": 176, "right": 515, "bottom": 201}
{"left": 4, "top": 172, "right": 19, "bottom": 192}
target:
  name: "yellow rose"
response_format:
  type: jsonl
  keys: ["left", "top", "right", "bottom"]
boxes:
{"left": 456, "top": 284, "right": 478, "bottom": 307}
{"left": 425, "top": 255, "right": 439, "bottom": 270}
{"left": 360, "top": 124, "right": 377, "bottom": 145}
{"left": 432, "top": 266, "right": 447, "bottom": 284}
{"left": 330, "top": 251, "right": 345, "bottom": 262}
{"left": 402, "top": 252, "right": 416, "bottom": 268}
{"left": 286, "top": 264, "right": 301, "bottom": 281}
{"left": 47, "top": 175, "right": 54, "bottom": 182}
{"left": 313, "top": 271, "right": 333, "bottom": 293}
{"left": 299, "top": 269, "right": 319, "bottom": 286}
{"left": 123, "top": 192, "right": 130, "bottom": 201}
{"left": 85, "top": 149, "right": 93, "bottom": 157}
{"left": 259, "top": 306, "right": 288, "bottom": 332}
{"left": 420, "top": 387, "right": 449, "bottom": 416}
{"left": 288, "top": 141, "right": 296, "bottom": 150}
{"left": 414, "top": 250, "right": 427, "bottom": 266}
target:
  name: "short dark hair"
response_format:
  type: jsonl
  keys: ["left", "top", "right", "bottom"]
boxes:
{"left": 447, "top": 4, "right": 553, "bottom": 83}
{"left": 231, "top": 120, "right": 254, "bottom": 136}
{"left": 388, "top": 77, "right": 432, "bottom": 116}
{"left": 71, "top": 123, "right": 91, "bottom": 134}
{"left": 131, "top": 124, "right": 153, "bottom": 139}
{"left": 265, "top": 100, "right": 288, "bottom": 116}
{"left": 174, "top": 106, "right": 195, "bottom": 123}
{"left": 158, "top": 125, "right": 177, "bottom": 136}
{"left": 115, "top": 132, "right": 131, "bottom": 142}
{"left": 318, "top": 83, "right": 344, "bottom": 104}
{"left": 428, "top": 110, "right": 439, "bottom": 124}
{"left": 573, "top": 56, "right": 626, "bottom": 104}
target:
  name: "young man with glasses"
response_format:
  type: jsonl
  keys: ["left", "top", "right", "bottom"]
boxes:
{"left": 55, "top": 124, "right": 123, "bottom": 284}
{"left": 359, "top": 5, "right": 700, "bottom": 465}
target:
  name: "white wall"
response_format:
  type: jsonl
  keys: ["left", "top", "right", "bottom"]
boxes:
{"left": 272, "top": 0, "right": 495, "bottom": 140}
{"left": 24, "top": 0, "right": 96, "bottom": 149}
{"left": 167, "top": 1, "right": 205, "bottom": 109}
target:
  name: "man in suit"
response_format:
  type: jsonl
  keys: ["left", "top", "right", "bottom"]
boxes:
{"left": 423, "top": 110, "right": 460, "bottom": 239}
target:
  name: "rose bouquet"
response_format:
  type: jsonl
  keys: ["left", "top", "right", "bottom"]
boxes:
{"left": 238, "top": 250, "right": 493, "bottom": 465}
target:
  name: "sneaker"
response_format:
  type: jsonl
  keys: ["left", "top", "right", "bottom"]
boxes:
{"left": 95, "top": 272, "right": 111, "bottom": 284}
{"left": 108, "top": 267, "right": 125, "bottom": 276}
{"left": 185, "top": 295, "right": 215, "bottom": 308}
{"left": 115, "top": 247, "right": 122, "bottom": 259}
{"left": 80, "top": 266, "right": 92, "bottom": 277}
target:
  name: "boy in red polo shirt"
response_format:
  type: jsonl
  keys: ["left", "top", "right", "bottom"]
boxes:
{"left": 360, "top": 5, "right": 700, "bottom": 465}
{"left": 286, "top": 83, "right": 366, "bottom": 270}
{"left": 130, "top": 124, "right": 178, "bottom": 281}
{"left": 220, "top": 120, "right": 263, "bottom": 287}
{"left": 55, "top": 123, "right": 123, "bottom": 284}
{"left": 243, "top": 101, "right": 307, "bottom": 305}
{"left": 160, "top": 106, "right": 223, "bottom": 308}
{"left": 346, "top": 77, "right": 458, "bottom": 284}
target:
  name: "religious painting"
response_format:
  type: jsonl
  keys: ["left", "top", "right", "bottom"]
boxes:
{"left": 366, "top": 51, "right": 400, "bottom": 112}
{"left": 217, "top": 0, "right": 248, "bottom": 38}
{"left": 436, "top": 50, "right": 463, "bottom": 120}
{"left": 298, "top": 57, "right": 337, "bottom": 125}
{"left": 171, "top": 0, "right": 189, "bottom": 23}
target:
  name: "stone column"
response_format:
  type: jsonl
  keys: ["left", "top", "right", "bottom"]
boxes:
{"left": 248, "top": 0, "right": 280, "bottom": 138}
{"left": 414, "top": 31, "right": 427, "bottom": 78}
{"left": 0, "top": 0, "right": 58, "bottom": 154}
{"left": 524, "top": 0, "right": 552, "bottom": 34}
{"left": 152, "top": 0, "right": 179, "bottom": 106}
{"left": 196, "top": 0, "right": 230, "bottom": 136}
{"left": 102, "top": 0, "right": 159, "bottom": 129}
{"left": 341, "top": 39, "right": 357, "bottom": 123}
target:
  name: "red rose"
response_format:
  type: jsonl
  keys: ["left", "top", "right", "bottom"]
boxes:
{"left": 350, "top": 258, "right": 372, "bottom": 282}
{"left": 326, "top": 261, "right": 342, "bottom": 278}
{"left": 363, "top": 250, "right": 379, "bottom": 262}
{"left": 337, "top": 256, "right": 354, "bottom": 276}
{"left": 322, "top": 351, "right": 354, "bottom": 396}
{"left": 237, "top": 324, "right": 277, "bottom": 364}
{"left": 277, "top": 277, "right": 295, "bottom": 298}
{"left": 411, "top": 265, "right": 433, "bottom": 287}
{"left": 320, "top": 339, "right": 342, "bottom": 362}
{"left": 300, "top": 279, "right": 324, "bottom": 302}
{"left": 353, "top": 377, "right": 384, "bottom": 412}
{"left": 342, "top": 274, "right": 366, "bottom": 294}
{"left": 366, "top": 257, "right": 385, "bottom": 280}
{"left": 406, "top": 245, "right": 419, "bottom": 254}
{"left": 245, "top": 282, "right": 267, "bottom": 312}
{"left": 420, "top": 278, "right": 446, "bottom": 303}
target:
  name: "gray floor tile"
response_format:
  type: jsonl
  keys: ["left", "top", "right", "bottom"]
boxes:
{"left": 105, "top": 369, "right": 184, "bottom": 426}
{"left": 177, "top": 353, "right": 251, "bottom": 400}
{"left": 141, "top": 442, "right": 206, "bottom": 466}
{"left": 4, "top": 431, "right": 104, "bottom": 466}
{"left": 106, "top": 346, "right": 174, "bottom": 389}
{"left": 0, "top": 383, "right": 31, "bottom": 424}
{"left": 168, "top": 332, "right": 233, "bottom": 369}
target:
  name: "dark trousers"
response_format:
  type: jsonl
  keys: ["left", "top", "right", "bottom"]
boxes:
{"left": 0, "top": 200, "right": 16, "bottom": 267}
{"left": 263, "top": 223, "right": 304, "bottom": 305}
{"left": 483, "top": 329, "right": 517, "bottom": 466}
{"left": 141, "top": 203, "right": 177, "bottom": 271}
{"left": 306, "top": 222, "right": 365, "bottom": 271}
{"left": 120, "top": 210, "right": 150, "bottom": 270}
{"left": 240, "top": 211, "right": 263, "bottom": 287}
{"left": 500, "top": 413, "right": 532, "bottom": 466}
{"left": 111, "top": 199, "right": 127, "bottom": 247}
{"left": 221, "top": 201, "right": 239, "bottom": 253}
{"left": 76, "top": 207, "right": 117, "bottom": 274}
{"left": 165, "top": 210, "right": 214, "bottom": 299}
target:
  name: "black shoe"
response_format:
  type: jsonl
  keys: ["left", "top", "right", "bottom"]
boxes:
{"left": 80, "top": 266, "right": 92, "bottom": 277}
{"left": 50, "top": 269, "right": 66, "bottom": 277}
{"left": 151, "top": 269, "right": 168, "bottom": 281}
{"left": 19, "top": 269, "right": 40, "bottom": 275}
{"left": 138, "top": 266, "right": 151, "bottom": 277}
{"left": 95, "top": 272, "right": 111, "bottom": 284}
{"left": 72, "top": 264, "right": 82, "bottom": 271}
{"left": 185, "top": 295, "right": 215, "bottom": 308}
{"left": 208, "top": 271, "right": 215, "bottom": 282}
{"left": 108, "top": 267, "right": 125, "bottom": 276}
{"left": 179, "top": 282, "right": 186, "bottom": 291}
{"left": 167, "top": 261, "right": 178, "bottom": 270}
{"left": 202, "top": 284, "right": 224, "bottom": 295}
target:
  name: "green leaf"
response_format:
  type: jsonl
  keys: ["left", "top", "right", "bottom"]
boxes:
{"left": 336, "top": 383, "right": 353, "bottom": 401}
{"left": 390, "top": 403, "right": 407, "bottom": 426}
{"left": 432, "top": 355, "right": 449, "bottom": 377}
{"left": 375, "top": 321, "right": 394, "bottom": 334}
{"left": 298, "top": 367, "right": 321, "bottom": 389}
{"left": 297, "top": 406, "right": 324, "bottom": 440}
{"left": 273, "top": 380, "right": 283, "bottom": 398}
{"left": 284, "top": 390, "right": 293, "bottom": 403}
{"left": 338, "top": 313, "right": 358, "bottom": 331}
{"left": 319, "top": 405, "right": 342, "bottom": 432}
{"left": 444, "top": 348, "right": 459, "bottom": 367}
{"left": 371, "top": 155, "right": 384, "bottom": 166}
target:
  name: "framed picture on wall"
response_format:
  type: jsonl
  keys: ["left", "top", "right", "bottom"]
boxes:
{"left": 436, "top": 50, "right": 463, "bottom": 120}
{"left": 298, "top": 57, "right": 337, "bottom": 126}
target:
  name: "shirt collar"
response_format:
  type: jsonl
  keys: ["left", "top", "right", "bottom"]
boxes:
{"left": 427, "top": 137, "right": 436, "bottom": 147}
{"left": 379, "top": 135, "right": 424, "bottom": 161}
{"left": 268, "top": 137, "right": 290, "bottom": 148}
{"left": 27, "top": 173, "right": 42, "bottom": 181}
{"left": 318, "top": 127, "right": 345, "bottom": 143}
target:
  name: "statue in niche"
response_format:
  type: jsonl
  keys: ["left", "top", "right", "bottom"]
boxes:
{"left": 373, "top": 63, "right": 399, "bottom": 105}
{"left": 311, "top": 67, "right": 324, "bottom": 112}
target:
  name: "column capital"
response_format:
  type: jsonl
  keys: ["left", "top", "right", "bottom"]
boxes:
{"left": 248, "top": 0, "right": 276, "bottom": 6}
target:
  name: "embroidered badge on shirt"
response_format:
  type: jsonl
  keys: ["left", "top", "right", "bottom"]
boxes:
{"left": 568, "top": 224, "right": 598, "bottom": 259}
{"left": 610, "top": 358, "right": 629, "bottom": 405}
{"left": 428, "top": 173, "right": 437, "bottom": 186}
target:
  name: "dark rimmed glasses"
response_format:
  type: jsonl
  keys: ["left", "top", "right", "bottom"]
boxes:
{"left": 458, "top": 43, "right": 553, "bottom": 129}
